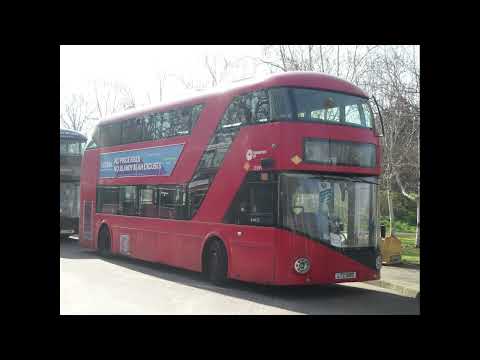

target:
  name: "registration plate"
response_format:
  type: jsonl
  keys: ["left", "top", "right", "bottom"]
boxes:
{"left": 60, "top": 229, "right": 74, "bottom": 234}
{"left": 335, "top": 271, "right": 357, "bottom": 280}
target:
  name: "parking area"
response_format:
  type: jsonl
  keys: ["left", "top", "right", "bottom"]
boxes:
{"left": 60, "top": 240, "right": 420, "bottom": 315}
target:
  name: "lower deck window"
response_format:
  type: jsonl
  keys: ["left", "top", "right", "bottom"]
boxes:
{"left": 96, "top": 184, "right": 186, "bottom": 219}
{"left": 139, "top": 186, "right": 158, "bottom": 217}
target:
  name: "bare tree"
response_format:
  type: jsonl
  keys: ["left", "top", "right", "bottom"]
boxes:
{"left": 169, "top": 55, "right": 240, "bottom": 93}
{"left": 92, "top": 81, "right": 137, "bottom": 120}
{"left": 171, "top": 74, "right": 209, "bottom": 91}
{"left": 260, "top": 45, "right": 381, "bottom": 85}
{"left": 157, "top": 73, "right": 168, "bottom": 102}
{"left": 204, "top": 55, "right": 237, "bottom": 87}
{"left": 205, "top": 56, "right": 219, "bottom": 87}
{"left": 60, "top": 93, "right": 94, "bottom": 134}
{"left": 363, "top": 46, "right": 419, "bottom": 245}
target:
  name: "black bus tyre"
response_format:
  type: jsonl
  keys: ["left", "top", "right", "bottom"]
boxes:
{"left": 206, "top": 239, "right": 228, "bottom": 285}
{"left": 98, "top": 226, "right": 111, "bottom": 257}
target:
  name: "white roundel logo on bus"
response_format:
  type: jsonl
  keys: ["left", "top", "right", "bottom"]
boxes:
{"left": 294, "top": 258, "right": 310, "bottom": 274}
{"left": 246, "top": 149, "right": 254, "bottom": 161}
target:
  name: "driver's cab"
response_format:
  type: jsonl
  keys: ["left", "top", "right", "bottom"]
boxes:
{"left": 280, "top": 173, "right": 378, "bottom": 249}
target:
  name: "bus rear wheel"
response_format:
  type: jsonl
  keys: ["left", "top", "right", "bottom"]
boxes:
{"left": 205, "top": 239, "right": 228, "bottom": 286}
{"left": 98, "top": 225, "right": 111, "bottom": 257}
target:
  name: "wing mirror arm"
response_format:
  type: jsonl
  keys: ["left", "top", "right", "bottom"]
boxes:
{"left": 372, "top": 96, "right": 385, "bottom": 137}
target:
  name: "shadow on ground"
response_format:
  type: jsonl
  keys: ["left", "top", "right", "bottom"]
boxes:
{"left": 60, "top": 241, "right": 419, "bottom": 315}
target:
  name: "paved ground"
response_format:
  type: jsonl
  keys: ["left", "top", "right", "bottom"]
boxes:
{"left": 368, "top": 265, "right": 420, "bottom": 298}
{"left": 60, "top": 241, "right": 420, "bottom": 315}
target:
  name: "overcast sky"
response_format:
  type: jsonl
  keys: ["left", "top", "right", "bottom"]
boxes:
{"left": 60, "top": 45, "right": 419, "bottom": 135}
{"left": 60, "top": 45, "right": 267, "bottom": 111}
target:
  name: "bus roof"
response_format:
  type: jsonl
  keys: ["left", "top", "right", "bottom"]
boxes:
{"left": 60, "top": 128, "right": 88, "bottom": 142}
{"left": 98, "top": 71, "right": 369, "bottom": 126}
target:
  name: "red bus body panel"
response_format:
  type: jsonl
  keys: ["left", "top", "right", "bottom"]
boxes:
{"left": 79, "top": 72, "right": 381, "bottom": 285}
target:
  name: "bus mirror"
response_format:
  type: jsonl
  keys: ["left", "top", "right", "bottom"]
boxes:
{"left": 372, "top": 96, "right": 385, "bottom": 137}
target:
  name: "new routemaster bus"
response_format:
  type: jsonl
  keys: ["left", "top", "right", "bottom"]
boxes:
{"left": 60, "top": 128, "right": 87, "bottom": 239}
{"left": 80, "top": 72, "right": 384, "bottom": 285}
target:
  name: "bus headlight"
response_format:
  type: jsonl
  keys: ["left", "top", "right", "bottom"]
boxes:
{"left": 294, "top": 258, "right": 310, "bottom": 274}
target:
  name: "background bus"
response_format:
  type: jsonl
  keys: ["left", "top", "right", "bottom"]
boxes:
{"left": 60, "top": 128, "right": 87, "bottom": 239}
{"left": 80, "top": 72, "right": 384, "bottom": 286}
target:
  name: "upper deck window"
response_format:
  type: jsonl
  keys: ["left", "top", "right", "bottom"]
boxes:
{"left": 219, "top": 90, "right": 270, "bottom": 131}
{"left": 101, "top": 122, "right": 122, "bottom": 147}
{"left": 122, "top": 118, "right": 143, "bottom": 144}
{"left": 143, "top": 112, "right": 162, "bottom": 141}
{"left": 85, "top": 104, "right": 204, "bottom": 150}
{"left": 270, "top": 87, "right": 373, "bottom": 129}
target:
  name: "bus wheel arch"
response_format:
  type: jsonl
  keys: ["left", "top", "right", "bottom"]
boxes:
{"left": 201, "top": 236, "right": 229, "bottom": 285}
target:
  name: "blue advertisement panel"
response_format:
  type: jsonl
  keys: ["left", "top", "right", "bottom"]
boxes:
{"left": 99, "top": 144, "right": 184, "bottom": 178}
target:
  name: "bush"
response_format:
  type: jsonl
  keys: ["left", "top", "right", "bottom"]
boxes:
{"left": 380, "top": 216, "right": 416, "bottom": 233}
{"left": 379, "top": 190, "right": 417, "bottom": 226}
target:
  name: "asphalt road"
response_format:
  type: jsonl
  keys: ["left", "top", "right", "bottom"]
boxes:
{"left": 60, "top": 241, "right": 420, "bottom": 315}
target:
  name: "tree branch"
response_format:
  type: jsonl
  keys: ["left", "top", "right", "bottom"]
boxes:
{"left": 394, "top": 170, "right": 417, "bottom": 201}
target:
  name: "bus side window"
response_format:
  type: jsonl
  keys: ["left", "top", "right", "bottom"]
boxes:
{"left": 198, "top": 150, "right": 216, "bottom": 169}
{"left": 189, "top": 189, "right": 207, "bottom": 217}
{"left": 175, "top": 186, "right": 187, "bottom": 220}
{"left": 269, "top": 87, "right": 293, "bottom": 120}
{"left": 251, "top": 90, "right": 270, "bottom": 123}
{"left": 220, "top": 97, "right": 245, "bottom": 130}
{"left": 190, "top": 104, "right": 204, "bottom": 130}
{"left": 174, "top": 107, "right": 191, "bottom": 136}
{"left": 119, "top": 186, "right": 138, "bottom": 216}
{"left": 139, "top": 186, "right": 158, "bottom": 217}
{"left": 162, "top": 111, "right": 175, "bottom": 138}
{"left": 187, "top": 176, "right": 212, "bottom": 219}
{"left": 122, "top": 118, "right": 143, "bottom": 144}
{"left": 159, "top": 187, "right": 177, "bottom": 219}
{"left": 102, "top": 123, "right": 122, "bottom": 147}
{"left": 143, "top": 113, "right": 162, "bottom": 141}
{"left": 238, "top": 95, "right": 252, "bottom": 125}
{"left": 96, "top": 186, "right": 120, "bottom": 214}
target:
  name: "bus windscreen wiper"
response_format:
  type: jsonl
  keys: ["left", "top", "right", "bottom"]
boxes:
{"left": 308, "top": 175, "right": 379, "bottom": 185}
{"left": 348, "top": 176, "right": 379, "bottom": 185}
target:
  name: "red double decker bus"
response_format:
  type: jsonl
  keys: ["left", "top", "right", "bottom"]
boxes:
{"left": 80, "top": 71, "right": 384, "bottom": 285}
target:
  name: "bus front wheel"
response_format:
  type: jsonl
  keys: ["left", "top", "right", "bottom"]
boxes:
{"left": 205, "top": 239, "right": 228, "bottom": 285}
{"left": 98, "top": 225, "right": 111, "bottom": 257}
